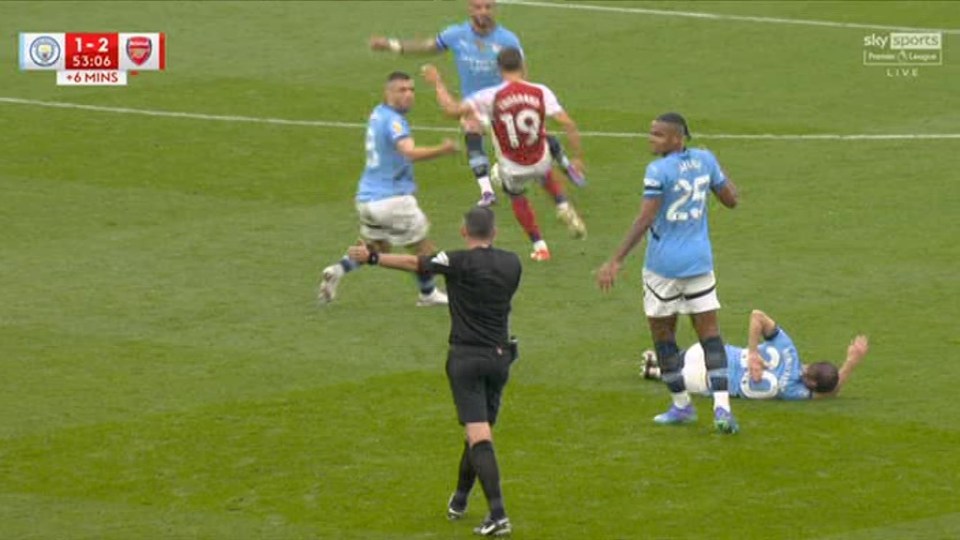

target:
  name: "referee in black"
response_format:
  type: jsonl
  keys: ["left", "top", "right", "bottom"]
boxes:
{"left": 347, "top": 206, "right": 521, "bottom": 537}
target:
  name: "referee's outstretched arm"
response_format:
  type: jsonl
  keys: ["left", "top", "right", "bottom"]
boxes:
{"left": 347, "top": 241, "right": 420, "bottom": 272}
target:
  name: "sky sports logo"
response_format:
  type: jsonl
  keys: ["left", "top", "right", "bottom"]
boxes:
{"left": 863, "top": 32, "right": 943, "bottom": 67}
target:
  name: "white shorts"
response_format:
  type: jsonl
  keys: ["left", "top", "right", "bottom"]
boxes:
{"left": 495, "top": 150, "right": 552, "bottom": 195}
{"left": 680, "top": 343, "right": 711, "bottom": 396}
{"left": 355, "top": 195, "right": 429, "bottom": 247}
{"left": 642, "top": 268, "right": 721, "bottom": 318}
{"left": 682, "top": 343, "right": 754, "bottom": 397}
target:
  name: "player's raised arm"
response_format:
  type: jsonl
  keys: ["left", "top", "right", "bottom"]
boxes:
{"left": 370, "top": 36, "right": 441, "bottom": 55}
{"left": 839, "top": 336, "right": 869, "bottom": 387}
{"left": 814, "top": 335, "right": 869, "bottom": 399}
{"left": 747, "top": 310, "right": 778, "bottom": 381}
{"left": 748, "top": 309, "right": 778, "bottom": 351}
{"left": 396, "top": 137, "right": 458, "bottom": 162}
{"left": 421, "top": 64, "right": 472, "bottom": 118}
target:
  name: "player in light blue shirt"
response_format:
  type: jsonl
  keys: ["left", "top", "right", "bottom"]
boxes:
{"left": 641, "top": 146, "right": 728, "bottom": 278}
{"left": 642, "top": 310, "right": 870, "bottom": 401}
{"left": 598, "top": 112, "right": 741, "bottom": 433}
{"left": 435, "top": 21, "right": 521, "bottom": 97}
{"left": 319, "top": 71, "right": 458, "bottom": 307}
{"left": 355, "top": 102, "right": 415, "bottom": 203}
{"left": 370, "top": 0, "right": 586, "bottom": 206}
{"left": 727, "top": 326, "right": 813, "bottom": 400}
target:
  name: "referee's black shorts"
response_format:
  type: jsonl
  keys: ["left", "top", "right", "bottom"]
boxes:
{"left": 446, "top": 344, "right": 512, "bottom": 425}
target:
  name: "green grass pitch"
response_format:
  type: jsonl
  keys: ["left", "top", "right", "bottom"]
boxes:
{"left": 2, "top": 1, "right": 959, "bottom": 538}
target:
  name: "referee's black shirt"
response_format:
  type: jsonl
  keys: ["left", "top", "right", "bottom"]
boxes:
{"left": 418, "top": 246, "right": 522, "bottom": 348}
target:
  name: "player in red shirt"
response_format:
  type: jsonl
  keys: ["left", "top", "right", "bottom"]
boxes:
{"left": 423, "top": 47, "right": 586, "bottom": 261}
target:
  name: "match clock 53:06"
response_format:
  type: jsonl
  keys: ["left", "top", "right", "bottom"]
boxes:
{"left": 65, "top": 32, "right": 118, "bottom": 69}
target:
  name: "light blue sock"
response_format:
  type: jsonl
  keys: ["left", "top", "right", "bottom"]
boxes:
{"left": 339, "top": 256, "right": 359, "bottom": 273}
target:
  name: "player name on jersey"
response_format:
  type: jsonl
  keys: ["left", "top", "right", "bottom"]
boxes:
{"left": 19, "top": 32, "right": 165, "bottom": 86}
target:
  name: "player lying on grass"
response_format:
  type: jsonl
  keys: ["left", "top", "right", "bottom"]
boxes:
{"left": 642, "top": 309, "right": 869, "bottom": 400}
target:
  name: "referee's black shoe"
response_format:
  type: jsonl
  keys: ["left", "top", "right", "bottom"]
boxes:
{"left": 473, "top": 516, "right": 511, "bottom": 536}
{"left": 447, "top": 494, "right": 467, "bottom": 521}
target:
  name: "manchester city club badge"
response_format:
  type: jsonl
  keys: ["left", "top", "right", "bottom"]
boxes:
{"left": 29, "top": 35, "right": 61, "bottom": 67}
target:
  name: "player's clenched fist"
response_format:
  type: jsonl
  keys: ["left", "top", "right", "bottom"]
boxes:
{"left": 421, "top": 64, "right": 441, "bottom": 85}
{"left": 439, "top": 138, "right": 459, "bottom": 154}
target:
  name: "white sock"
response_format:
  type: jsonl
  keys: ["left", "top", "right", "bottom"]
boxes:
{"left": 477, "top": 176, "right": 493, "bottom": 194}
{"left": 671, "top": 391, "right": 691, "bottom": 409}
{"left": 532, "top": 239, "right": 548, "bottom": 252}
{"left": 713, "top": 391, "right": 731, "bottom": 411}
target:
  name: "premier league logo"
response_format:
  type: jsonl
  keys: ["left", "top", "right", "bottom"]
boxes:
{"left": 29, "top": 36, "right": 61, "bottom": 67}
{"left": 125, "top": 36, "right": 152, "bottom": 66}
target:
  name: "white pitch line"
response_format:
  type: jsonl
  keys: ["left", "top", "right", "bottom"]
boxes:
{"left": 579, "top": 130, "right": 960, "bottom": 140}
{"left": 501, "top": 0, "right": 960, "bottom": 34}
{"left": 0, "top": 96, "right": 379, "bottom": 130}
{"left": 3, "top": 97, "right": 959, "bottom": 141}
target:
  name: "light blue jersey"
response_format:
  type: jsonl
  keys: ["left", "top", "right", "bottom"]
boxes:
{"left": 642, "top": 148, "right": 727, "bottom": 278}
{"left": 436, "top": 22, "right": 523, "bottom": 96}
{"left": 356, "top": 104, "right": 414, "bottom": 203}
{"left": 726, "top": 327, "right": 812, "bottom": 400}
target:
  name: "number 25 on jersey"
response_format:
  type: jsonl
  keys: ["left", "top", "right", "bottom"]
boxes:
{"left": 666, "top": 175, "right": 710, "bottom": 222}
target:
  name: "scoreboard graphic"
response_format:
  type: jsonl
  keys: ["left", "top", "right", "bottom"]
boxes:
{"left": 19, "top": 32, "right": 166, "bottom": 86}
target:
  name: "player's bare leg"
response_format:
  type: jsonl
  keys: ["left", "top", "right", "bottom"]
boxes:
{"left": 691, "top": 310, "right": 738, "bottom": 433}
{"left": 648, "top": 315, "right": 698, "bottom": 425}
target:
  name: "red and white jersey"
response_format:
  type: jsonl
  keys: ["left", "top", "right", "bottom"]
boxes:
{"left": 466, "top": 80, "right": 562, "bottom": 166}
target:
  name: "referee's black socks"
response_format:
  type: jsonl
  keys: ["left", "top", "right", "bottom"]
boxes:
{"left": 453, "top": 439, "right": 476, "bottom": 507}
{"left": 469, "top": 440, "right": 506, "bottom": 520}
